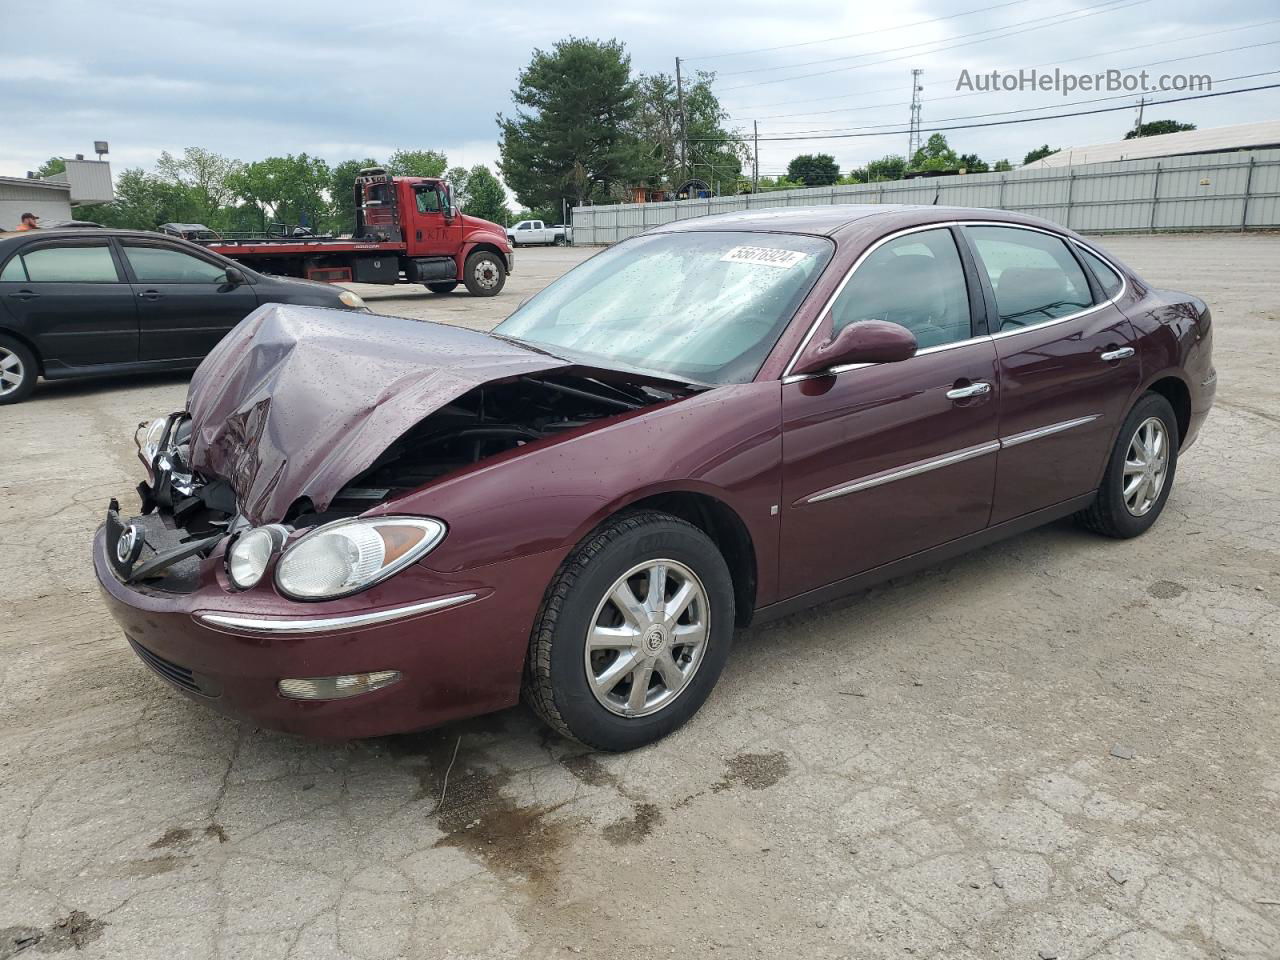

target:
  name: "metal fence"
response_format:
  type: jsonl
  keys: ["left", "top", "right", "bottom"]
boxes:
{"left": 570, "top": 148, "right": 1280, "bottom": 245}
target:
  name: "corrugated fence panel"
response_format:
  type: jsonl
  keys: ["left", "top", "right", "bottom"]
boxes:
{"left": 569, "top": 148, "right": 1280, "bottom": 244}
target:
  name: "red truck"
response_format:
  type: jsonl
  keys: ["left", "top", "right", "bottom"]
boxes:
{"left": 202, "top": 169, "right": 514, "bottom": 296}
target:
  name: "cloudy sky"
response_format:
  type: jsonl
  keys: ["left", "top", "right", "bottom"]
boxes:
{"left": 2, "top": 0, "right": 1277, "bottom": 195}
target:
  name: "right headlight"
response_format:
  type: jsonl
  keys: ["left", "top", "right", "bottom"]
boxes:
{"left": 275, "top": 516, "right": 446, "bottom": 600}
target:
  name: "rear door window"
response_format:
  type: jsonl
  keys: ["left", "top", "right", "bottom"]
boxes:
{"left": 123, "top": 244, "right": 228, "bottom": 283}
{"left": 19, "top": 244, "right": 120, "bottom": 282}
{"left": 1076, "top": 245, "right": 1124, "bottom": 300}
{"left": 967, "top": 226, "right": 1092, "bottom": 331}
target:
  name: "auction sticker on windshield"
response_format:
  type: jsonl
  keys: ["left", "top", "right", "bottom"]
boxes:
{"left": 720, "top": 245, "right": 809, "bottom": 269}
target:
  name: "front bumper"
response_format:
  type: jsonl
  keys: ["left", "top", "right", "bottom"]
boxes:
{"left": 93, "top": 524, "right": 560, "bottom": 739}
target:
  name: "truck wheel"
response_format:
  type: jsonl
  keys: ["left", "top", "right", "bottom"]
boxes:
{"left": 425, "top": 281, "right": 458, "bottom": 294}
{"left": 554, "top": 235, "right": 568, "bottom": 247}
{"left": 0, "top": 334, "right": 37, "bottom": 405}
{"left": 463, "top": 250, "right": 506, "bottom": 297}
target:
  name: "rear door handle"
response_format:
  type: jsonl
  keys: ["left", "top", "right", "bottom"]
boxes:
{"left": 1101, "top": 347, "right": 1135, "bottom": 361}
{"left": 8, "top": 290, "right": 39, "bottom": 301}
{"left": 946, "top": 381, "right": 992, "bottom": 400}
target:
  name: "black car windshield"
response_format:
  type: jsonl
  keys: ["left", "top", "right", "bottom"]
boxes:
{"left": 494, "top": 231, "right": 834, "bottom": 384}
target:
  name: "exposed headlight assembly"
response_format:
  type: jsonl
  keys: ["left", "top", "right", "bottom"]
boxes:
{"left": 275, "top": 517, "right": 446, "bottom": 600}
{"left": 337, "top": 290, "right": 366, "bottom": 309}
{"left": 226, "top": 525, "right": 289, "bottom": 590}
{"left": 135, "top": 416, "right": 169, "bottom": 464}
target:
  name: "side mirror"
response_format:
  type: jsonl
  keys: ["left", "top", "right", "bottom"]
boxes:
{"left": 791, "top": 320, "right": 917, "bottom": 377}
{"left": 224, "top": 266, "right": 246, "bottom": 286}
{"left": 446, "top": 205, "right": 458, "bottom": 220}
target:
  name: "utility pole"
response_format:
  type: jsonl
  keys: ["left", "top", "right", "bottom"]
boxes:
{"left": 675, "top": 57, "right": 687, "bottom": 184}
{"left": 1134, "top": 95, "right": 1146, "bottom": 136}
{"left": 907, "top": 69, "right": 924, "bottom": 160}
{"left": 753, "top": 120, "right": 759, "bottom": 193}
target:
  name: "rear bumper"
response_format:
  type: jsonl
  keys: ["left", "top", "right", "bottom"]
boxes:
{"left": 93, "top": 525, "right": 560, "bottom": 739}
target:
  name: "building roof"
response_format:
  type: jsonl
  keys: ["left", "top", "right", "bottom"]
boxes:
{"left": 1022, "top": 120, "right": 1280, "bottom": 168}
{"left": 0, "top": 175, "right": 71, "bottom": 193}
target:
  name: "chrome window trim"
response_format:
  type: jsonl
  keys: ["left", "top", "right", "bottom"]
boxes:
{"left": 805, "top": 440, "right": 1000, "bottom": 504}
{"left": 781, "top": 220, "right": 1130, "bottom": 382}
{"left": 801, "top": 414, "right": 1100, "bottom": 505}
{"left": 197, "top": 593, "right": 478, "bottom": 634}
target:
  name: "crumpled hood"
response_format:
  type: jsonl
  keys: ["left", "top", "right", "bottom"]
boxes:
{"left": 186, "top": 303, "right": 570, "bottom": 524}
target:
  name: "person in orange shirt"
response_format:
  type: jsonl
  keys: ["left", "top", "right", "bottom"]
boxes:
{"left": 15, "top": 212, "right": 39, "bottom": 231}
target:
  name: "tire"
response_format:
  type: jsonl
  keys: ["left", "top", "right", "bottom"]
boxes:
{"left": 524, "top": 511, "right": 735, "bottom": 751}
{"left": 425, "top": 281, "right": 458, "bottom": 294}
{"left": 1076, "top": 392, "right": 1179, "bottom": 538}
{"left": 0, "top": 334, "right": 37, "bottom": 405}
{"left": 554, "top": 235, "right": 568, "bottom": 247}
{"left": 462, "top": 250, "right": 506, "bottom": 297}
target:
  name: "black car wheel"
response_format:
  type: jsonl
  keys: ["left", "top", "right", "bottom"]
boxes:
{"left": 524, "top": 511, "right": 735, "bottom": 751}
{"left": 425, "top": 281, "right": 458, "bottom": 294}
{"left": 463, "top": 250, "right": 506, "bottom": 297}
{"left": 0, "top": 334, "right": 37, "bottom": 405}
{"left": 1077, "top": 392, "right": 1179, "bottom": 538}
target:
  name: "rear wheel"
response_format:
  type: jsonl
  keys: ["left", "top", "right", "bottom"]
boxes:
{"left": 425, "top": 281, "right": 458, "bottom": 294}
{"left": 0, "top": 335, "right": 37, "bottom": 405}
{"left": 1077, "top": 392, "right": 1179, "bottom": 538}
{"left": 463, "top": 250, "right": 506, "bottom": 297}
{"left": 524, "top": 511, "right": 735, "bottom": 751}
{"left": 554, "top": 235, "right": 568, "bottom": 247}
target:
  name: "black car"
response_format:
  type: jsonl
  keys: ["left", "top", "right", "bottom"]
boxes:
{"left": 0, "top": 228, "right": 368, "bottom": 404}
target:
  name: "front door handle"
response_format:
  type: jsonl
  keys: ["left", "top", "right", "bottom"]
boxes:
{"left": 137, "top": 290, "right": 163, "bottom": 301}
{"left": 1101, "top": 346, "right": 1135, "bottom": 361}
{"left": 8, "top": 290, "right": 39, "bottom": 301}
{"left": 946, "top": 381, "right": 992, "bottom": 400}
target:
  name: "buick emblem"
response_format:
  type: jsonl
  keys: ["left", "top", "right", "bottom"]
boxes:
{"left": 116, "top": 524, "right": 140, "bottom": 564}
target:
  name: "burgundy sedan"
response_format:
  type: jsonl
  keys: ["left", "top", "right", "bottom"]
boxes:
{"left": 94, "top": 206, "right": 1215, "bottom": 751}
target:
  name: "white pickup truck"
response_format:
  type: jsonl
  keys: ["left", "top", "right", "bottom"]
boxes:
{"left": 506, "top": 220, "right": 572, "bottom": 246}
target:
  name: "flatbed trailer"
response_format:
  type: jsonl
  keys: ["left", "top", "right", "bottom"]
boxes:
{"left": 204, "top": 170, "right": 514, "bottom": 296}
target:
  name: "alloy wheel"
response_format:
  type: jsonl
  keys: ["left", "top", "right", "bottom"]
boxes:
{"left": 1123, "top": 416, "right": 1170, "bottom": 517}
{"left": 0, "top": 347, "right": 25, "bottom": 397}
{"left": 584, "top": 559, "right": 710, "bottom": 718}
{"left": 473, "top": 258, "right": 500, "bottom": 291}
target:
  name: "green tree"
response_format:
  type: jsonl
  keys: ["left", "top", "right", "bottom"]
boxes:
{"left": 498, "top": 37, "right": 647, "bottom": 212}
{"left": 864, "top": 154, "right": 908, "bottom": 181}
{"left": 1125, "top": 119, "right": 1196, "bottom": 140}
{"left": 786, "top": 153, "right": 840, "bottom": 186}
{"left": 154, "top": 147, "right": 244, "bottom": 228}
{"left": 993, "top": 158, "right": 1013, "bottom": 172}
{"left": 459, "top": 165, "right": 511, "bottom": 225}
{"left": 957, "top": 153, "right": 989, "bottom": 173}
{"left": 35, "top": 156, "right": 66, "bottom": 178}
{"left": 230, "top": 153, "right": 331, "bottom": 230}
{"left": 386, "top": 149, "right": 448, "bottom": 178}
{"left": 445, "top": 165, "right": 471, "bottom": 206}
{"left": 328, "top": 158, "right": 379, "bottom": 234}
{"left": 1023, "top": 144, "right": 1058, "bottom": 165}
{"left": 74, "top": 168, "right": 191, "bottom": 229}
{"left": 631, "top": 70, "right": 747, "bottom": 191}
{"left": 754, "top": 175, "right": 805, "bottom": 192}
{"left": 910, "top": 133, "right": 960, "bottom": 172}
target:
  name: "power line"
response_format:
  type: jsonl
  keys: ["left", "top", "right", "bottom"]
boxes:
{"left": 683, "top": 0, "right": 1039, "bottom": 62}
{"left": 717, "top": 0, "right": 1137, "bottom": 78}
{"left": 715, "top": 0, "right": 1149, "bottom": 92}
{"left": 724, "top": 21, "right": 1280, "bottom": 120}
{"left": 749, "top": 68, "right": 1280, "bottom": 136}
{"left": 687, "top": 81, "right": 1280, "bottom": 142}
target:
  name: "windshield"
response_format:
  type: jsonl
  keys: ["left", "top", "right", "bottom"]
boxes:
{"left": 494, "top": 231, "right": 833, "bottom": 384}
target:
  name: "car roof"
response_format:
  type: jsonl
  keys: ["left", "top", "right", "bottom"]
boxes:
{"left": 0, "top": 227, "right": 193, "bottom": 246}
{"left": 648, "top": 204, "right": 1069, "bottom": 240}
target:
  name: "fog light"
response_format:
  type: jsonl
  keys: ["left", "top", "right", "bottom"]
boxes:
{"left": 278, "top": 671, "right": 401, "bottom": 700}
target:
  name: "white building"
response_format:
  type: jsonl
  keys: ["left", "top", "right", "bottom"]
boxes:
{"left": 1022, "top": 120, "right": 1280, "bottom": 169}
{"left": 0, "top": 158, "right": 114, "bottom": 229}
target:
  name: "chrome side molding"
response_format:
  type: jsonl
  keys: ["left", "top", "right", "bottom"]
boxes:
{"left": 198, "top": 593, "right": 478, "bottom": 634}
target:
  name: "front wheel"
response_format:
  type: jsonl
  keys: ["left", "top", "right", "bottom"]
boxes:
{"left": 0, "top": 334, "right": 37, "bottom": 405}
{"left": 1077, "top": 392, "right": 1179, "bottom": 538}
{"left": 524, "top": 511, "right": 735, "bottom": 751}
{"left": 463, "top": 250, "right": 506, "bottom": 297}
{"left": 425, "top": 281, "right": 458, "bottom": 294}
